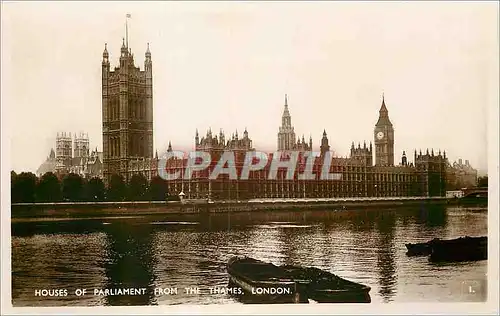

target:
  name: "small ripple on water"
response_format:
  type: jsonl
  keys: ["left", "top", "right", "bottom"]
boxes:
{"left": 151, "top": 222, "right": 199, "bottom": 225}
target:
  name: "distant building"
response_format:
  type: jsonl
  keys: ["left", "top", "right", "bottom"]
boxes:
{"left": 55, "top": 132, "right": 72, "bottom": 173}
{"left": 73, "top": 132, "right": 90, "bottom": 160}
{"left": 446, "top": 158, "right": 478, "bottom": 189}
{"left": 70, "top": 147, "right": 104, "bottom": 179}
{"left": 36, "top": 149, "right": 56, "bottom": 177}
{"left": 277, "top": 94, "right": 312, "bottom": 151}
{"left": 37, "top": 132, "right": 103, "bottom": 179}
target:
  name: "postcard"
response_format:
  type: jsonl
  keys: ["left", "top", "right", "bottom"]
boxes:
{"left": 1, "top": 1, "right": 498, "bottom": 315}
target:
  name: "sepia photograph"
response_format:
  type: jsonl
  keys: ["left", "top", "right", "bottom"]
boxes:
{"left": 1, "top": 1, "right": 499, "bottom": 315}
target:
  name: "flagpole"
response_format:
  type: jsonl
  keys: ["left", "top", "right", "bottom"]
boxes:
{"left": 125, "top": 14, "right": 131, "bottom": 48}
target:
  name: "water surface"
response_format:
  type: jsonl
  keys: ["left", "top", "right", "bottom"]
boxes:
{"left": 11, "top": 205, "right": 488, "bottom": 306}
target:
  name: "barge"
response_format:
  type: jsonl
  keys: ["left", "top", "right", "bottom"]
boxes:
{"left": 227, "top": 257, "right": 371, "bottom": 303}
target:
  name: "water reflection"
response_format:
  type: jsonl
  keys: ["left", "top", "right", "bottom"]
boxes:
{"left": 417, "top": 204, "right": 448, "bottom": 228}
{"left": 375, "top": 211, "right": 397, "bottom": 303}
{"left": 102, "top": 222, "right": 157, "bottom": 306}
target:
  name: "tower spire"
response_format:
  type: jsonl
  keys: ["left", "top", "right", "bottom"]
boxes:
{"left": 285, "top": 94, "right": 288, "bottom": 107}
{"left": 380, "top": 92, "right": 388, "bottom": 113}
{"left": 375, "top": 92, "right": 392, "bottom": 127}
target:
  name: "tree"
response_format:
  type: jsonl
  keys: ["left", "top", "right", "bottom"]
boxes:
{"left": 36, "top": 172, "right": 61, "bottom": 202}
{"left": 62, "top": 173, "right": 84, "bottom": 202}
{"left": 148, "top": 176, "right": 168, "bottom": 201}
{"left": 477, "top": 176, "right": 488, "bottom": 188}
{"left": 85, "top": 177, "right": 105, "bottom": 201}
{"left": 11, "top": 172, "right": 37, "bottom": 203}
{"left": 107, "top": 174, "right": 127, "bottom": 201}
{"left": 11, "top": 171, "right": 17, "bottom": 201}
{"left": 128, "top": 174, "right": 148, "bottom": 201}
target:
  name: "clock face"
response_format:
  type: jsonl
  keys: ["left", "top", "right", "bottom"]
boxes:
{"left": 376, "top": 131, "right": 384, "bottom": 140}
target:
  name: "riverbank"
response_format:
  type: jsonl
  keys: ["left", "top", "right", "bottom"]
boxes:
{"left": 10, "top": 196, "right": 474, "bottom": 222}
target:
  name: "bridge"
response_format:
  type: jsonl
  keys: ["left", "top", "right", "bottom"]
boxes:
{"left": 461, "top": 187, "right": 488, "bottom": 198}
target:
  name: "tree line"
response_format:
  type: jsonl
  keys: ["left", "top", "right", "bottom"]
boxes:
{"left": 11, "top": 171, "right": 176, "bottom": 203}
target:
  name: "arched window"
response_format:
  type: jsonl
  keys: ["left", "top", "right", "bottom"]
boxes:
{"left": 110, "top": 138, "right": 114, "bottom": 157}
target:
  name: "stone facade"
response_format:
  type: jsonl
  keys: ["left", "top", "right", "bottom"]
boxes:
{"left": 161, "top": 96, "right": 448, "bottom": 200}
{"left": 446, "top": 158, "right": 478, "bottom": 190}
{"left": 55, "top": 132, "right": 72, "bottom": 173}
{"left": 101, "top": 39, "right": 153, "bottom": 184}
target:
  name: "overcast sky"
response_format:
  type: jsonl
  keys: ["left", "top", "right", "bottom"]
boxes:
{"left": 2, "top": 1, "right": 498, "bottom": 174}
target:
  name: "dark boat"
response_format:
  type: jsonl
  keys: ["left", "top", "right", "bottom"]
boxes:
{"left": 405, "top": 236, "right": 487, "bottom": 262}
{"left": 227, "top": 257, "right": 371, "bottom": 303}
{"left": 281, "top": 265, "right": 371, "bottom": 303}
{"left": 226, "top": 257, "right": 306, "bottom": 303}
{"left": 429, "top": 236, "right": 487, "bottom": 262}
{"left": 406, "top": 238, "right": 440, "bottom": 256}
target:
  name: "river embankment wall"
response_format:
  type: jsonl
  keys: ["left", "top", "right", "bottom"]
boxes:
{"left": 11, "top": 197, "right": 457, "bottom": 221}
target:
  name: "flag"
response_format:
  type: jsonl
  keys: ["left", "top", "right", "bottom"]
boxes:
{"left": 126, "top": 13, "right": 131, "bottom": 18}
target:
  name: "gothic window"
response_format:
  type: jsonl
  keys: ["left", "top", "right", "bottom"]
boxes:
{"left": 130, "top": 135, "right": 134, "bottom": 156}
{"left": 140, "top": 136, "right": 144, "bottom": 156}
{"left": 138, "top": 101, "right": 142, "bottom": 120}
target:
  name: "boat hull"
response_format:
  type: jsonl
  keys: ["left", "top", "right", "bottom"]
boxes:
{"left": 281, "top": 266, "right": 371, "bottom": 303}
{"left": 226, "top": 257, "right": 305, "bottom": 303}
{"left": 406, "top": 236, "right": 487, "bottom": 262}
{"left": 310, "top": 289, "right": 371, "bottom": 303}
{"left": 226, "top": 257, "right": 371, "bottom": 304}
{"left": 429, "top": 237, "right": 487, "bottom": 263}
{"left": 406, "top": 238, "right": 441, "bottom": 256}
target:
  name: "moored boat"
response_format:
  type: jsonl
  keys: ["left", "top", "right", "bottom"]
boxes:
{"left": 226, "top": 257, "right": 306, "bottom": 303}
{"left": 226, "top": 257, "right": 371, "bottom": 303}
{"left": 429, "top": 236, "right": 487, "bottom": 262}
{"left": 405, "top": 238, "right": 440, "bottom": 256}
{"left": 405, "top": 236, "right": 487, "bottom": 262}
{"left": 280, "top": 265, "right": 371, "bottom": 303}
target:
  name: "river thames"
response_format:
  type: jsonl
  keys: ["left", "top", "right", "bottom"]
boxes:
{"left": 11, "top": 205, "right": 488, "bottom": 306}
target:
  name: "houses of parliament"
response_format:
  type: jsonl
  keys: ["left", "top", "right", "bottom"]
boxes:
{"left": 162, "top": 94, "right": 448, "bottom": 199}
{"left": 36, "top": 34, "right": 477, "bottom": 199}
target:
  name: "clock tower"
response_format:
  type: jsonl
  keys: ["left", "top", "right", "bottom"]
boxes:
{"left": 374, "top": 94, "right": 394, "bottom": 166}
